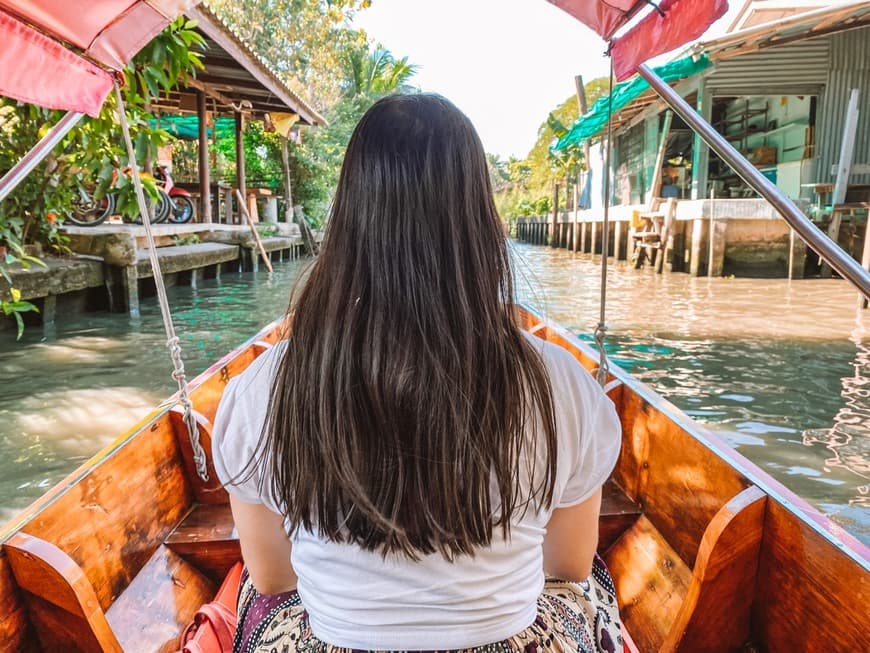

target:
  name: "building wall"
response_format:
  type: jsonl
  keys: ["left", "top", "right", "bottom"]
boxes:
{"left": 817, "top": 27, "right": 870, "bottom": 186}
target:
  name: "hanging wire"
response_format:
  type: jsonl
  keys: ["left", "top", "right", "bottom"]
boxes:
{"left": 595, "top": 48, "right": 616, "bottom": 388}
{"left": 113, "top": 81, "right": 209, "bottom": 481}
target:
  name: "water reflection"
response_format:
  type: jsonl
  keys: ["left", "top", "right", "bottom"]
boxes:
{"left": 0, "top": 246, "right": 868, "bottom": 545}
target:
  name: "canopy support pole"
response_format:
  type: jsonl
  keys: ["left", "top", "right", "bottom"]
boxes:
{"left": 595, "top": 55, "right": 616, "bottom": 388}
{"left": 0, "top": 111, "right": 84, "bottom": 203}
{"left": 637, "top": 63, "right": 870, "bottom": 301}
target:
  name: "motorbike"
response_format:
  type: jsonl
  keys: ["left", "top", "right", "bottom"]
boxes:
{"left": 65, "top": 166, "right": 195, "bottom": 226}
{"left": 154, "top": 164, "right": 195, "bottom": 224}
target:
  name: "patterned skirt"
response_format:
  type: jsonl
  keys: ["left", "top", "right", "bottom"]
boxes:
{"left": 234, "top": 555, "right": 622, "bottom": 653}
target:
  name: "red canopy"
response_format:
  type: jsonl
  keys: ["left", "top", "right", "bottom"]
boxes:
{"left": 546, "top": 0, "right": 646, "bottom": 40}
{"left": 0, "top": 1, "right": 199, "bottom": 116}
{"left": 547, "top": 0, "right": 728, "bottom": 79}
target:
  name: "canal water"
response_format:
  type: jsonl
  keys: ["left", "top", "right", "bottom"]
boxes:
{"left": 0, "top": 244, "right": 867, "bottom": 546}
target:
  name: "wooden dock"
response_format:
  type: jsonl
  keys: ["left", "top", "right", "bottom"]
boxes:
{"left": 0, "top": 223, "right": 312, "bottom": 326}
{"left": 511, "top": 198, "right": 868, "bottom": 279}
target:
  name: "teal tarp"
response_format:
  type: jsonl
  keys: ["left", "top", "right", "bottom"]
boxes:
{"left": 151, "top": 115, "right": 236, "bottom": 140}
{"left": 553, "top": 55, "right": 712, "bottom": 151}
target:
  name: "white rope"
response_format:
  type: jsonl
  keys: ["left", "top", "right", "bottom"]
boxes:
{"left": 113, "top": 82, "right": 209, "bottom": 481}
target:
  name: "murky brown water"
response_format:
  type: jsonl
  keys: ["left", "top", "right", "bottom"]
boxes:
{"left": 0, "top": 246, "right": 867, "bottom": 544}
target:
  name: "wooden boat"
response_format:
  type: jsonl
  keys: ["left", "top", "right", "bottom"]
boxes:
{"left": 0, "top": 306, "right": 867, "bottom": 652}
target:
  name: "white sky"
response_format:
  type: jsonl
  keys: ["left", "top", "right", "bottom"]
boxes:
{"left": 352, "top": 0, "right": 746, "bottom": 159}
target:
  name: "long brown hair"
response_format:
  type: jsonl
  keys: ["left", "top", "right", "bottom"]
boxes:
{"left": 263, "top": 93, "right": 557, "bottom": 560}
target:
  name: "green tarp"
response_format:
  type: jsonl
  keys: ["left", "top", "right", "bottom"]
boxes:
{"left": 553, "top": 55, "right": 712, "bottom": 151}
{"left": 150, "top": 115, "right": 236, "bottom": 140}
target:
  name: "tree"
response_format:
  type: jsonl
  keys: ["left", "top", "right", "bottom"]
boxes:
{"left": 207, "top": 0, "right": 371, "bottom": 109}
{"left": 492, "top": 77, "right": 609, "bottom": 220}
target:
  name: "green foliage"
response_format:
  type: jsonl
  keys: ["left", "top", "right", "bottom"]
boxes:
{"left": 256, "top": 223, "right": 278, "bottom": 238}
{"left": 172, "top": 233, "right": 201, "bottom": 246}
{"left": 0, "top": 18, "right": 203, "bottom": 338}
{"left": 492, "top": 78, "right": 609, "bottom": 220}
{"left": 208, "top": 0, "right": 371, "bottom": 109}
{"left": 1, "top": 287, "right": 38, "bottom": 340}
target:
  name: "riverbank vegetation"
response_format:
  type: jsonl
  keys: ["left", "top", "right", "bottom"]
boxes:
{"left": 490, "top": 77, "right": 608, "bottom": 223}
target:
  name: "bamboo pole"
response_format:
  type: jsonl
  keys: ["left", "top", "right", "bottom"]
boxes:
{"left": 280, "top": 138, "right": 294, "bottom": 221}
{"left": 235, "top": 189, "right": 273, "bottom": 273}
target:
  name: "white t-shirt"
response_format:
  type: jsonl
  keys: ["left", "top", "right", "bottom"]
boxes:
{"left": 212, "top": 331, "right": 621, "bottom": 650}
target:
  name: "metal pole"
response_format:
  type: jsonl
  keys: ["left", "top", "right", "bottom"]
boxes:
{"left": 0, "top": 111, "right": 84, "bottom": 203}
{"left": 637, "top": 63, "right": 870, "bottom": 301}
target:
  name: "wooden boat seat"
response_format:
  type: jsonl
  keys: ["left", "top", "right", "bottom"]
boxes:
{"left": 3, "top": 532, "right": 217, "bottom": 653}
{"left": 166, "top": 503, "right": 241, "bottom": 583}
{"left": 604, "top": 484, "right": 766, "bottom": 652}
{"left": 599, "top": 479, "right": 642, "bottom": 553}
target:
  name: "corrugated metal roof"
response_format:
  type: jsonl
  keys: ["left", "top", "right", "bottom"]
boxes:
{"left": 183, "top": 3, "right": 325, "bottom": 126}
{"left": 696, "top": 0, "right": 870, "bottom": 61}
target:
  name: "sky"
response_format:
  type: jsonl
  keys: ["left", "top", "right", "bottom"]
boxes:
{"left": 352, "top": 0, "right": 746, "bottom": 159}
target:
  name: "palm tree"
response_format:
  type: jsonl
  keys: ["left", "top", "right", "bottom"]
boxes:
{"left": 341, "top": 44, "right": 419, "bottom": 100}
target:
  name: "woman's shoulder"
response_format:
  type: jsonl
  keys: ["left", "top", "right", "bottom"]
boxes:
{"left": 519, "top": 330, "right": 600, "bottom": 397}
{"left": 222, "top": 339, "right": 289, "bottom": 408}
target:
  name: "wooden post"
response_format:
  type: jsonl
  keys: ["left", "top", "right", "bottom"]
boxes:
{"left": 551, "top": 183, "right": 559, "bottom": 247}
{"left": 822, "top": 89, "right": 860, "bottom": 278}
{"left": 656, "top": 198, "right": 677, "bottom": 273}
{"left": 648, "top": 111, "right": 673, "bottom": 205}
{"left": 690, "top": 218, "right": 705, "bottom": 276}
{"left": 708, "top": 189, "right": 716, "bottom": 277}
{"left": 590, "top": 220, "right": 598, "bottom": 255}
{"left": 235, "top": 111, "right": 246, "bottom": 223}
{"left": 236, "top": 189, "right": 273, "bottom": 273}
{"left": 861, "top": 221, "right": 870, "bottom": 308}
{"left": 280, "top": 138, "right": 294, "bottom": 221}
{"left": 613, "top": 220, "right": 623, "bottom": 260}
{"left": 42, "top": 294, "right": 56, "bottom": 324}
{"left": 196, "top": 90, "right": 212, "bottom": 223}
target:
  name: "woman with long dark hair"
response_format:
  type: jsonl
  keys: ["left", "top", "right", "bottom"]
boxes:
{"left": 213, "top": 93, "right": 622, "bottom": 651}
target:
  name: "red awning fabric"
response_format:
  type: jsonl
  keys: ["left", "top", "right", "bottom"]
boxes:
{"left": 0, "top": 0, "right": 199, "bottom": 115}
{"left": 0, "top": 9, "right": 113, "bottom": 116}
{"left": 546, "top": 0, "right": 644, "bottom": 40}
{"left": 611, "top": 0, "right": 728, "bottom": 80}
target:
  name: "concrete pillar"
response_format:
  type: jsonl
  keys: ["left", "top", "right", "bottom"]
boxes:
{"left": 263, "top": 197, "right": 279, "bottom": 224}
{"left": 215, "top": 262, "right": 222, "bottom": 283}
{"left": 580, "top": 221, "right": 587, "bottom": 253}
{"left": 671, "top": 223, "right": 686, "bottom": 272}
{"left": 709, "top": 220, "right": 728, "bottom": 277}
{"left": 42, "top": 295, "right": 57, "bottom": 324}
{"left": 123, "top": 265, "right": 140, "bottom": 317}
{"left": 191, "top": 267, "right": 201, "bottom": 290}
